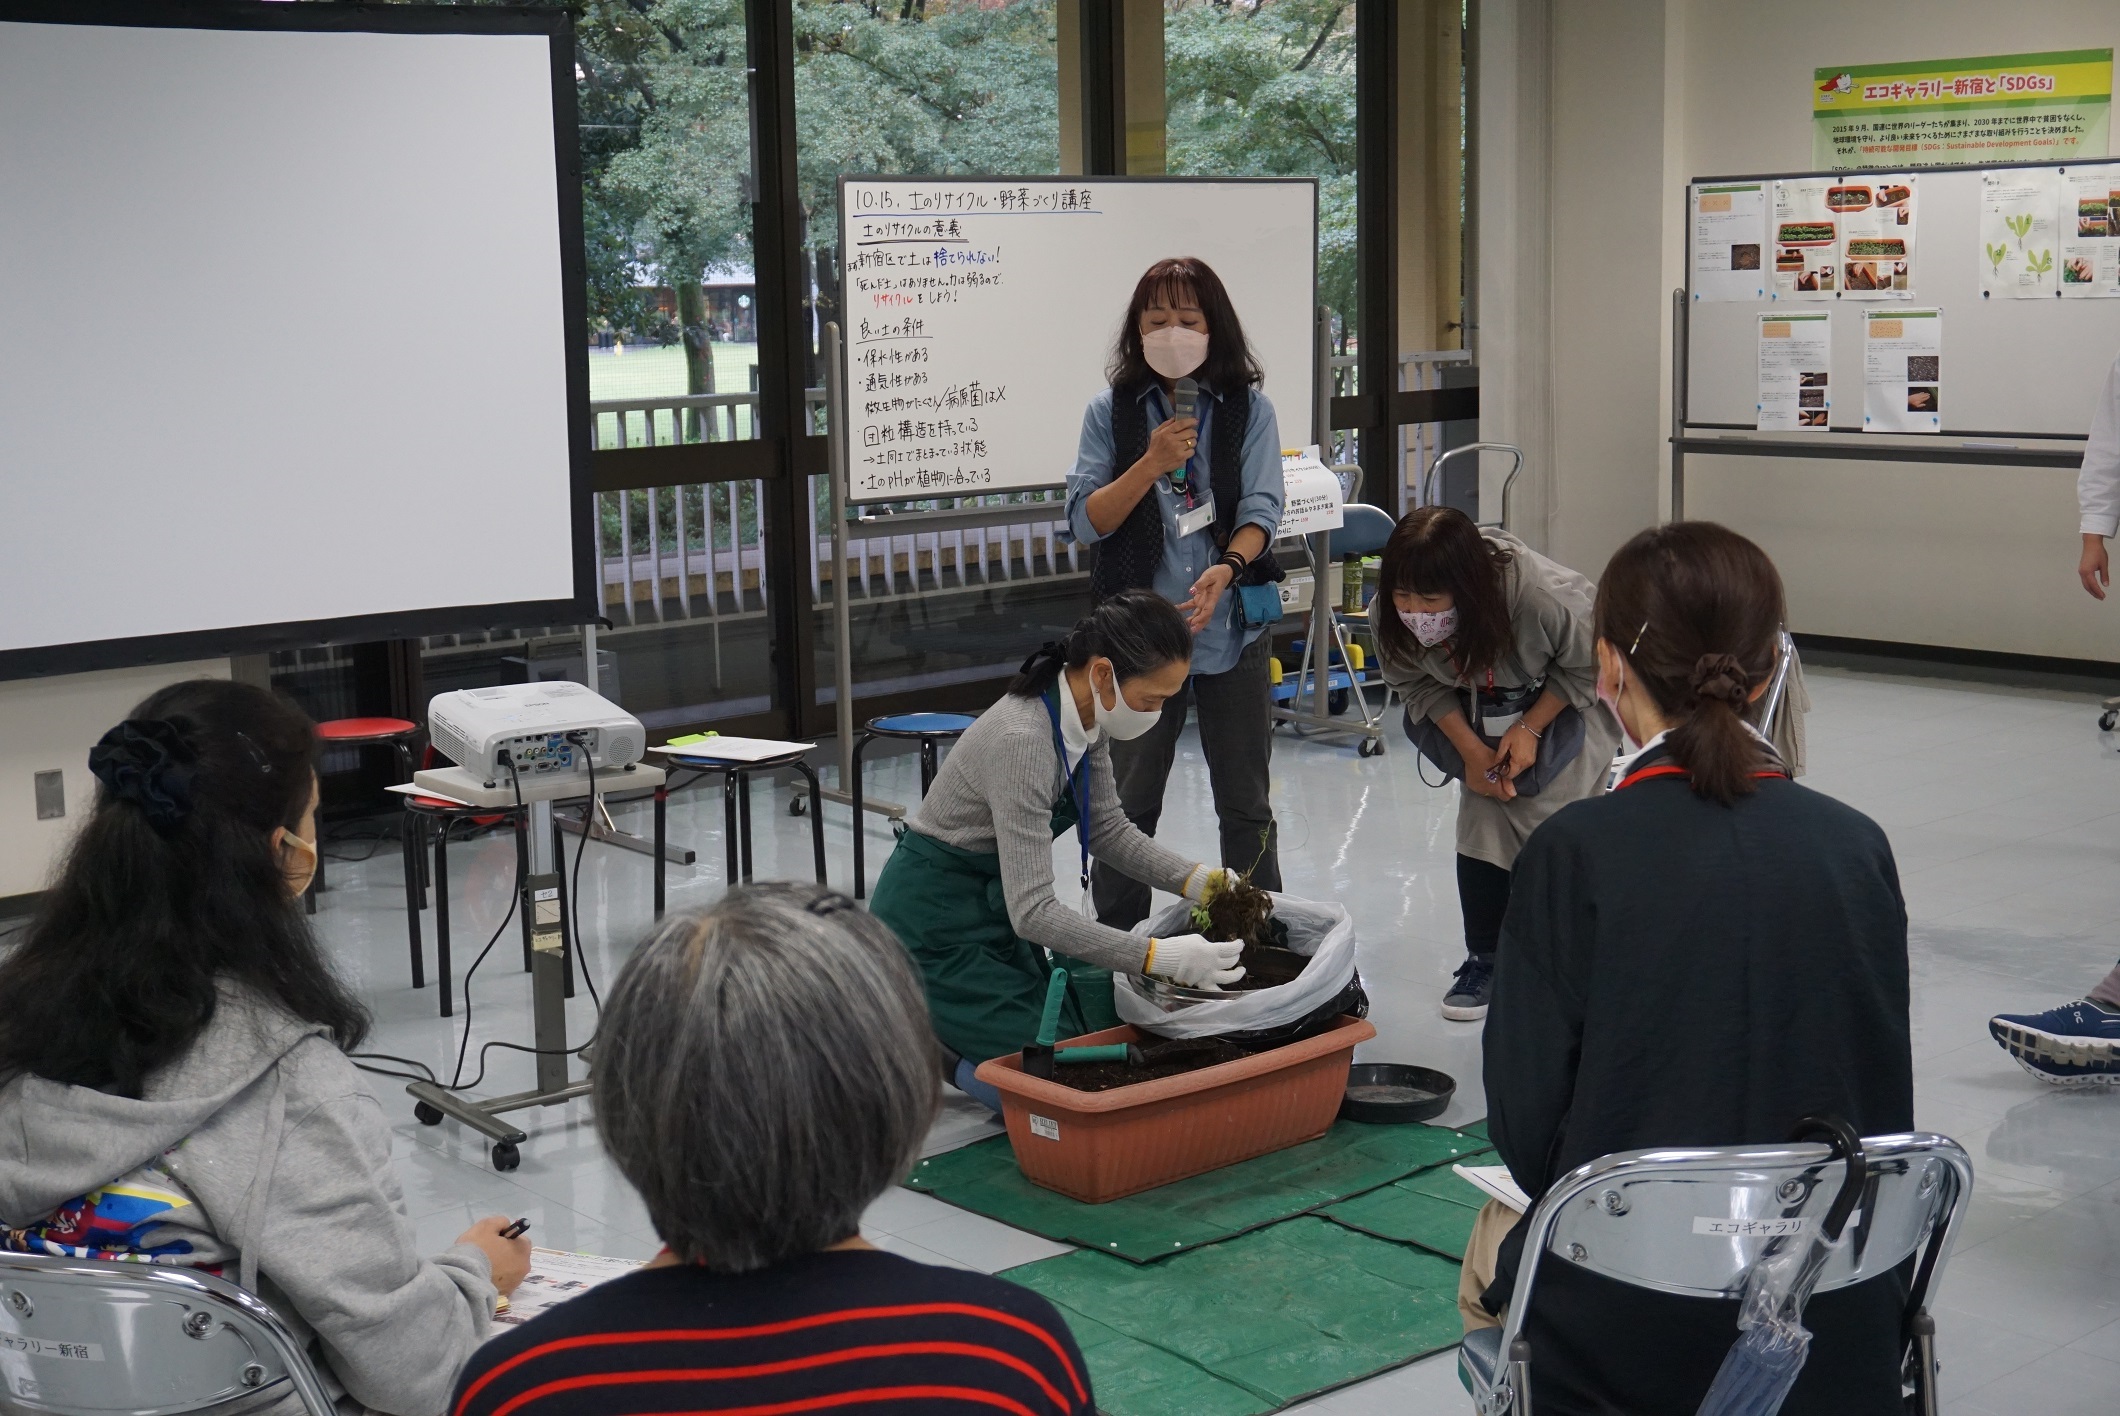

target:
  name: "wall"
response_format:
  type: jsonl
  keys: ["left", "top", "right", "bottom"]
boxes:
{"left": 1486, "top": 0, "right": 2120, "bottom": 658}
{"left": 1672, "top": 0, "right": 2120, "bottom": 660}
{"left": 0, "top": 661, "right": 229, "bottom": 902}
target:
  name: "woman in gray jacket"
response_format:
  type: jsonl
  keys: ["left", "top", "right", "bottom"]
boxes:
{"left": 1370, "top": 507, "right": 1618, "bottom": 1021}
{"left": 0, "top": 681, "right": 528, "bottom": 1415}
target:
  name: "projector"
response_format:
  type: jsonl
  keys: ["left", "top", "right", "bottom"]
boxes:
{"left": 428, "top": 682, "right": 644, "bottom": 784}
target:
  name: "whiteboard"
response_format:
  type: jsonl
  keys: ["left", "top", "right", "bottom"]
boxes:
{"left": 1685, "top": 162, "right": 2120, "bottom": 437}
{"left": 0, "top": 16, "right": 585, "bottom": 679}
{"left": 837, "top": 177, "right": 1316, "bottom": 500}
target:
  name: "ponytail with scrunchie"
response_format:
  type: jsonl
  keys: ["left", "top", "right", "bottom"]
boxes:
{"left": 1006, "top": 590, "right": 1192, "bottom": 700}
{"left": 1689, "top": 653, "right": 1751, "bottom": 707}
{"left": 87, "top": 718, "right": 198, "bottom": 833}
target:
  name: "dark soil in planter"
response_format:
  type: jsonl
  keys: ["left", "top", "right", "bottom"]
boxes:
{"left": 1198, "top": 878, "right": 1309, "bottom": 992}
{"left": 1049, "top": 1037, "right": 1256, "bottom": 1092}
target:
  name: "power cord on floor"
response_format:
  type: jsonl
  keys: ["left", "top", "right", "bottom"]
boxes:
{"left": 351, "top": 740, "right": 609, "bottom": 1094}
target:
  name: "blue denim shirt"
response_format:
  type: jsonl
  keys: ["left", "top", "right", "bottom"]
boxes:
{"left": 1065, "top": 384, "right": 1285, "bottom": 677}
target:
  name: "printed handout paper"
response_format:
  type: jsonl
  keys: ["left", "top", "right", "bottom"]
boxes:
{"left": 1693, "top": 183, "right": 1767, "bottom": 301}
{"left": 2059, "top": 164, "right": 2120, "bottom": 296}
{"left": 1758, "top": 313, "right": 1833, "bottom": 431}
{"left": 493, "top": 1248, "right": 646, "bottom": 1327}
{"left": 1981, "top": 169, "right": 2062, "bottom": 298}
{"left": 1862, "top": 309, "right": 1942, "bottom": 433}
{"left": 1834, "top": 174, "right": 1916, "bottom": 299}
{"left": 1772, "top": 179, "right": 1838, "bottom": 300}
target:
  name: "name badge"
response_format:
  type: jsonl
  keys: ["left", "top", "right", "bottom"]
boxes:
{"left": 1176, "top": 502, "right": 1215, "bottom": 538}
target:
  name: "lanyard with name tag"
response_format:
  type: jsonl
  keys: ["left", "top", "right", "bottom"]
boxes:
{"left": 1175, "top": 500, "right": 1215, "bottom": 538}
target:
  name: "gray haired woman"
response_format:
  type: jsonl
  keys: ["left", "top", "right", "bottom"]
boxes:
{"left": 451, "top": 883, "right": 1096, "bottom": 1416}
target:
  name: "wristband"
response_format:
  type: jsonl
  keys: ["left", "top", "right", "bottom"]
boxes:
{"left": 1217, "top": 550, "right": 1248, "bottom": 575}
{"left": 1143, "top": 939, "right": 1158, "bottom": 973}
{"left": 1525, "top": 723, "right": 1544, "bottom": 739}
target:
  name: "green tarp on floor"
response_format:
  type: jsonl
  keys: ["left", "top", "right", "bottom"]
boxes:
{"left": 1317, "top": 1164, "right": 1491, "bottom": 1260}
{"left": 1006, "top": 1217, "right": 1469, "bottom": 1416}
{"left": 904, "top": 1120, "right": 1491, "bottom": 1262}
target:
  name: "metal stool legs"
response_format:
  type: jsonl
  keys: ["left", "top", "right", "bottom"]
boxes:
{"left": 851, "top": 732, "right": 878, "bottom": 898}
{"left": 401, "top": 812, "right": 426, "bottom": 992}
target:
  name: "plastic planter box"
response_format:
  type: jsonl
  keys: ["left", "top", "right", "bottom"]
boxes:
{"left": 973, "top": 1015, "right": 1377, "bottom": 1203}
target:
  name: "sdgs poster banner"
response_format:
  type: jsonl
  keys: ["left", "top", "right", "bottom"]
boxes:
{"left": 1813, "top": 49, "right": 2112, "bottom": 169}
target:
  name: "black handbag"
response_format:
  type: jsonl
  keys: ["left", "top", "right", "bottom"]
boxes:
{"left": 1402, "top": 677, "right": 1586, "bottom": 797}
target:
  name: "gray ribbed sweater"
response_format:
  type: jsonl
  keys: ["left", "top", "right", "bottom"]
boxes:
{"left": 902, "top": 688, "right": 1198, "bottom": 971}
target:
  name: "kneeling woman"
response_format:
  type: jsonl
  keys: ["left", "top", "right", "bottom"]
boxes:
{"left": 870, "top": 590, "right": 1244, "bottom": 1104}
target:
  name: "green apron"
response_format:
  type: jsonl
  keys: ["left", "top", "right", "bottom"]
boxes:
{"left": 869, "top": 743, "right": 1120, "bottom": 1066}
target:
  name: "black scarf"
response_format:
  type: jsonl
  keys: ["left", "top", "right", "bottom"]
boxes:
{"left": 1093, "top": 382, "right": 1284, "bottom": 601}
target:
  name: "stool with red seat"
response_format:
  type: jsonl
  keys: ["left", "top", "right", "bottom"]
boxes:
{"left": 305, "top": 717, "right": 423, "bottom": 916}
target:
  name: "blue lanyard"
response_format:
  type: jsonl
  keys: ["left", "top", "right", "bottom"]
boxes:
{"left": 1041, "top": 688, "right": 1093, "bottom": 890}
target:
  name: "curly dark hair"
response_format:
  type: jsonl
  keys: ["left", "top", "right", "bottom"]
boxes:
{"left": 0, "top": 680, "right": 368, "bottom": 1096}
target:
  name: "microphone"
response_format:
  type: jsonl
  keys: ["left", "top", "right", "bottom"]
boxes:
{"left": 1171, "top": 377, "right": 1198, "bottom": 476}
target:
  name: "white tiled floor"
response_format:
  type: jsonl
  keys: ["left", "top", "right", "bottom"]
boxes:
{"left": 313, "top": 663, "right": 2120, "bottom": 1414}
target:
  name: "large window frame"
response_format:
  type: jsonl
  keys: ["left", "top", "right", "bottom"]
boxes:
{"left": 586, "top": 0, "right": 1475, "bottom": 741}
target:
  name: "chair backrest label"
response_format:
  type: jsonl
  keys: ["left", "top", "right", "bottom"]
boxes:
{"left": 0, "top": 1335, "right": 104, "bottom": 1361}
{"left": 1693, "top": 1216, "right": 1808, "bottom": 1238}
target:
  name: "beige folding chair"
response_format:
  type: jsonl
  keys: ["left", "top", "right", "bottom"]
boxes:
{"left": 0, "top": 1252, "right": 335, "bottom": 1415}
{"left": 1458, "top": 1131, "right": 1971, "bottom": 1416}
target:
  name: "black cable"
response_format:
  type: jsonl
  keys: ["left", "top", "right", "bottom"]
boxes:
{"left": 446, "top": 757, "right": 525, "bottom": 1089}
{"left": 565, "top": 735, "right": 604, "bottom": 1018}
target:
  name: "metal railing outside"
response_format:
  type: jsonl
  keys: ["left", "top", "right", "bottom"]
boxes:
{"left": 1325, "top": 349, "right": 1474, "bottom": 505}
{"left": 426, "top": 355, "right": 1469, "bottom": 669}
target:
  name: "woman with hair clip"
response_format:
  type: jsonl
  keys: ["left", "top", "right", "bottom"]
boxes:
{"left": 1464, "top": 522, "right": 1913, "bottom": 1416}
{"left": 1063, "top": 256, "right": 1286, "bottom": 937}
{"left": 0, "top": 680, "right": 529, "bottom": 1416}
{"left": 1369, "top": 505, "right": 1617, "bottom": 1019}
{"left": 869, "top": 590, "right": 1248, "bottom": 1109}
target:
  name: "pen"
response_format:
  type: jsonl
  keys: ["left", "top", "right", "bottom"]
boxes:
{"left": 500, "top": 1217, "right": 531, "bottom": 1240}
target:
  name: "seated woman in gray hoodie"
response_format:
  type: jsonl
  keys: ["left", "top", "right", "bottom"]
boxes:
{"left": 0, "top": 680, "right": 529, "bottom": 1415}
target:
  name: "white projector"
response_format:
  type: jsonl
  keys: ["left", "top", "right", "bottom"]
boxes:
{"left": 428, "top": 682, "right": 645, "bottom": 785}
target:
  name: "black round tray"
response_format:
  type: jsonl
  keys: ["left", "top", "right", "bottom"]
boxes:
{"left": 1339, "top": 1063, "right": 1455, "bottom": 1124}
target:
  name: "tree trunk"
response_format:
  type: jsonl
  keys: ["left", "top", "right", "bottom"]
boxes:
{"left": 676, "top": 277, "right": 715, "bottom": 441}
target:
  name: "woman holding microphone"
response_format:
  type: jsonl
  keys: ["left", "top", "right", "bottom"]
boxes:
{"left": 1370, "top": 506, "right": 1617, "bottom": 1019}
{"left": 868, "top": 591, "right": 1244, "bottom": 1109}
{"left": 1064, "top": 257, "right": 1286, "bottom": 934}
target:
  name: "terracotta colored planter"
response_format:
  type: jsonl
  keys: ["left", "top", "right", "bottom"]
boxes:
{"left": 973, "top": 1015, "right": 1377, "bottom": 1204}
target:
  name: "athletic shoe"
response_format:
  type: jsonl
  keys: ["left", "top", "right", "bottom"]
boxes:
{"left": 1442, "top": 955, "right": 1494, "bottom": 1021}
{"left": 1987, "top": 999, "right": 2120, "bottom": 1086}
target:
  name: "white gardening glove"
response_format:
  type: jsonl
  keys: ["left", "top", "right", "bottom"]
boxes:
{"left": 1181, "top": 865, "right": 1228, "bottom": 903}
{"left": 1145, "top": 933, "right": 1246, "bottom": 989}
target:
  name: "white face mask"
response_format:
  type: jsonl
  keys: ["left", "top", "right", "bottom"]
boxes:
{"left": 1094, "top": 664, "right": 1164, "bottom": 740}
{"left": 1142, "top": 326, "right": 1208, "bottom": 381}
{"left": 1399, "top": 607, "right": 1458, "bottom": 647}
{"left": 1597, "top": 660, "right": 1642, "bottom": 754}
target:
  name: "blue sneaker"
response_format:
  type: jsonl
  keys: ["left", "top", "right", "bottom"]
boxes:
{"left": 1988, "top": 1000, "right": 2120, "bottom": 1086}
{"left": 1442, "top": 955, "right": 1494, "bottom": 1021}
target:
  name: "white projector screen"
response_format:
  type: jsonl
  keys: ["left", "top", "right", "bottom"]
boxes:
{"left": 0, "top": 7, "right": 590, "bottom": 680}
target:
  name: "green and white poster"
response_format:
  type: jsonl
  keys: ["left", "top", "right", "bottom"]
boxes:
{"left": 1813, "top": 49, "right": 2112, "bottom": 169}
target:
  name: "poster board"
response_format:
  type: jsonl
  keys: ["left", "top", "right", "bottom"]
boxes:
{"left": 1685, "top": 159, "right": 2120, "bottom": 439}
{"left": 836, "top": 177, "right": 1317, "bottom": 501}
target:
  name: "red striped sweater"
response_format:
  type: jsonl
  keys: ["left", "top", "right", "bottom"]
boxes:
{"left": 452, "top": 1251, "right": 1094, "bottom": 1416}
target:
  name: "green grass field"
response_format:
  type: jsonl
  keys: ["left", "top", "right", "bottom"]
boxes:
{"left": 587, "top": 342, "right": 760, "bottom": 403}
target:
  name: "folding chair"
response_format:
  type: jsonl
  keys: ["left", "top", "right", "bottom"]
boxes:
{"left": 1458, "top": 1131, "right": 1971, "bottom": 1416}
{"left": 0, "top": 1252, "right": 336, "bottom": 1415}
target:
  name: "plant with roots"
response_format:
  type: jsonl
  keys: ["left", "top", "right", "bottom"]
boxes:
{"left": 2027, "top": 249, "right": 2055, "bottom": 283}
{"left": 1190, "top": 829, "right": 1277, "bottom": 944}
{"left": 1986, "top": 241, "right": 2010, "bottom": 275}
{"left": 2006, "top": 211, "right": 2037, "bottom": 248}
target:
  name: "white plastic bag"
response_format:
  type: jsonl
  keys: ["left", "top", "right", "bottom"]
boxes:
{"left": 1112, "top": 891, "right": 1356, "bottom": 1039}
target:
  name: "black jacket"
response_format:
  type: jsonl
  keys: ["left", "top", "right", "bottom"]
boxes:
{"left": 1484, "top": 743, "right": 1914, "bottom": 1416}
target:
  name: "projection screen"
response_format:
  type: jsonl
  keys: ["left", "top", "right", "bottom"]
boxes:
{"left": 0, "top": 4, "right": 591, "bottom": 679}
